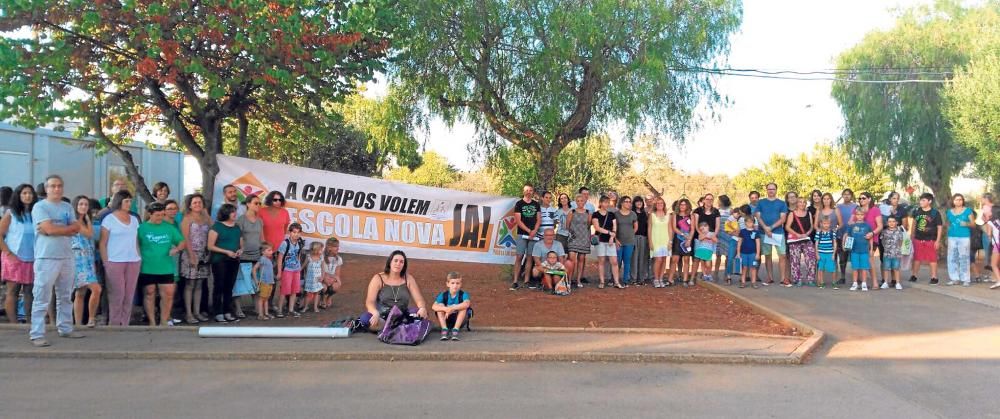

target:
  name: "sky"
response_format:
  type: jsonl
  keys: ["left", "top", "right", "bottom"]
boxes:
{"left": 373, "top": 0, "right": 940, "bottom": 176}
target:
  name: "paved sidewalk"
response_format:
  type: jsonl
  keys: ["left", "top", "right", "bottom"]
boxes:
{"left": 0, "top": 326, "right": 809, "bottom": 364}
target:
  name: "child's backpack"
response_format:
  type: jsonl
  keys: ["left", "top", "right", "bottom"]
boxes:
{"left": 280, "top": 237, "right": 307, "bottom": 267}
{"left": 553, "top": 276, "right": 571, "bottom": 296}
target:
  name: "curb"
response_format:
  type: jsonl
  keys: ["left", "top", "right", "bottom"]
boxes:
{"left": 909, "top": 282, "right": 1000, "bottom": 309}
{"left": 0, "top": 349, "right": 801, "bottom": 365}
{"left": 698, "top": 281, "right": 825, "bottom": 364}
{"left": 0, "top": 323, "right": 799, "bottom": 340}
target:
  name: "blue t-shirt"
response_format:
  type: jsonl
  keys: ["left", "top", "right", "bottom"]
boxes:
{"left": 946, "top": 207, "right": 973, "bottom": 238}
{"left": 278, "top": 238, "right": 303, "bottom": 271}
{"left": 435, "top": 290, "right": 470, "bottom": 307}
{"left": 847, "top": 222, "right": 873, "bottom": 254}
{"left": 257, "top": 256, "right": 275, "bottom": 285}
{"left": 738, "top": 229, "right": 759, "bottom": 254}
{"left": 32, "top": 199, "right": 75, "bottom": 259}
{"left": 755, "top": 198, "right": 788, "bottom": 235}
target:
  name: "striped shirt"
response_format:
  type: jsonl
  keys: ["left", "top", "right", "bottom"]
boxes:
{"left": 816, "top": 230, "right": 836, "bottom": 254}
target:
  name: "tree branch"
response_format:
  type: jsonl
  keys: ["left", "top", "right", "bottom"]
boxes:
{"left": 145, "top": 79, "right": 205, "bottom": 160}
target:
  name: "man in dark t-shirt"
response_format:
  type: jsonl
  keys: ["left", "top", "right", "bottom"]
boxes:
{"left": 909, "top": 193, "right": 942, "bottom": 284}
{"left": 511, "top": 184, "right": 541, "bottom": 290}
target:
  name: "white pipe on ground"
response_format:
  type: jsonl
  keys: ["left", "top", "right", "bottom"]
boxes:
{"left": 198, "top": 327, "right": 351, "bottom": 338}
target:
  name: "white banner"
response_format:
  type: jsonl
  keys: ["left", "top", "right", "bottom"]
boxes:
{"left": 215, "top": 156, "right": 519, "bottom": 264}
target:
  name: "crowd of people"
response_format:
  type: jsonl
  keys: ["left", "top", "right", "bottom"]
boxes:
{"left": 3, "top": 175, "right": 1000, "bottom": 347}
{"left": 509, "top": 183, "right": 1000, "bottom": 292}
{"left": 0, "top": 179, "right": 350, "bottom": 347}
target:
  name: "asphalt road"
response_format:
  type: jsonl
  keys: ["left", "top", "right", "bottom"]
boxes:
{"left": 2, "top": 286, "right": 998, "bottom": 419}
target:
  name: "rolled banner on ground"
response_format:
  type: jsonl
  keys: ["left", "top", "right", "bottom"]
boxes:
{"left": 198, "top": 327, "right": 351, "bottom": 339}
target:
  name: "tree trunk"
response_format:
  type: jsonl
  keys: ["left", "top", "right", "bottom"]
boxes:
{"left": 237, "top": 110, "right": 249, "bottom": 158}
{"left": 924, "top": 177, "right": 952, "bottom": 208}
{"left": 536, "top": 148, "right": 558, "bottom": 193}
{"left": 199, "top": 124, "right": 223, "bottom": 208}
{"left": 106, "top": 142, "right": 155, "bottom": 206}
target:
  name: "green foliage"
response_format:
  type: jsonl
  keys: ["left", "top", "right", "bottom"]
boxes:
{"left": 733, "top": 144, "right": 893, "bottom": 197}
{"left": 0, "top": 0, "right": 397, "bottom": 202}
{"left": 946, "top": 54, "right": 1000, "bottom": 188}
{"left": 223, "top": 90, "right": 422, "bottom": 176}
{"left": 385, "top": 152, "right": 461, "bottom": 188}
{"left": 391, "top": 0, "right": 742, "bottom": 188}
{"left": 831, "top": 1, "right": 999, "bottom": 202}
{"left": 487, "top": 133, "right": 628, "bottom": 196}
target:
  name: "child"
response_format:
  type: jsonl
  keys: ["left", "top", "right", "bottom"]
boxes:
{"left": 693, "top": 221, "right": 717, "bottom": 283}
{"left": 736, "top": 216, "right": 762, "bottom": 288}
{"left": 815, "top": 217, "right": 839, "bottom": 289}
{"left": 540, "top": 251, "right": 567, "bottom": 292}
{"left": 302, "top": 241, "right": 326, "bottom": 313}
{"left": 722, "top": 206, "right": 744, "bottom": 284}
{"left": 321, "top": 237, "right": 343, "bottom": 309}
{"left": 880, "top": 217, "right": 904, "bottom": 290}
{"left": 251, "top": 242, "right": 276, "bottom": 320}
{"left": 432, "top": 272, "right": 472, "bottom": 341}
{"left": 276, "top": 223, "right": 305, "bottom": 318}
{"left": 846, "top": 208, "right": 875, "bottom": 291}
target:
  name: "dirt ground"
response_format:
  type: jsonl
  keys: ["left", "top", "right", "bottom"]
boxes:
{"left": 236, "top": 254, "right": 792, "bottom": 335}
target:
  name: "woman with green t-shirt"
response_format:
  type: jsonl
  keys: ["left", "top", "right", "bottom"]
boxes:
{"left": 207, "top": 204, "right": 243, "bottom": 323}
{"left": 137, "top": 202, "right": 185, "bottom": 326}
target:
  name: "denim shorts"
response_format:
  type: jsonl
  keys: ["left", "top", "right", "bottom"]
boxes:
{"left": 882, "top": 257, "right": 900, "bottom": 270}
{"left": 740, "top": 253, "right": 758, "bottom": 269}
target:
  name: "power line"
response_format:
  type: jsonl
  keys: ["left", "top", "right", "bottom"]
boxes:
{"left": 668, "top": 66, "right": 954, "bottom": 83}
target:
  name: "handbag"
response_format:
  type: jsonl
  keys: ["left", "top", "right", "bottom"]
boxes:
{"left": 377, "top": 305, "right": 431, "bottom": 346}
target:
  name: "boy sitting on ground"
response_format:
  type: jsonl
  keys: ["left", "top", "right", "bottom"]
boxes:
{"left": 432, "top": 272, "right": 472, "bottom": 341}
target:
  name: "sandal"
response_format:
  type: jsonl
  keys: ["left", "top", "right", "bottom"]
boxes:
{"left": 86, "top": 319, "right": 97, "bottom": 328}
{"left": 614, "top": 283, "right": 625, "bottom": 289}
{"left": 257, "top": 315, "right": 267, "bottom": 321}
{"left": 991, "top": 283, "right": 1000, "bottom": 289}
{"left": 739, "top": 283, "right": 746, "bottom": 289}
{"left": 185, "top": 316, "right": 199, "bottom": 325}
{"left": 598, "top": 282, "right": 606, "bottom": 289}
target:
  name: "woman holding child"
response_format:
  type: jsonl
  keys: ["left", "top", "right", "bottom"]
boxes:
{"left": 361, "top": 250, "right": 429, "bottom": 331}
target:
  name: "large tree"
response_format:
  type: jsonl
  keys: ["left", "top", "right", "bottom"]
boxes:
{"left": 0, "top": 0, "right": 395, "bottom": 204}
{"left": 946, "top": 54, "right": 1000, "bottom": 192}
{"left": 391, "top": 0, "right": 742, "bottom": 191}
{"left": 831, "top": 1, "right": 999, "bottom": 205}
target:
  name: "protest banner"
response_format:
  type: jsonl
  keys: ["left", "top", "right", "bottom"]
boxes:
{"left": 215, "top": 156, "right": 520, "bottom": 263}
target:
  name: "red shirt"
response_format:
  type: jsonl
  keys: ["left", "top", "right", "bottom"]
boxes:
{"left": 259, "top": 207, "right": 290, "bottom": 249}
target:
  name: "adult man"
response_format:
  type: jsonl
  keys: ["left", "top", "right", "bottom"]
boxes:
{"left": 211, "top": 184, "right": 247, "bottom": 219}
{"left": 510, "top": 184, "right": 540, "bottom": 290}
{"left": 747, "top": 190, "right": 761, "bottom": 216}
{"left": 909, "top": 193, "right": 943, "bottom": 284}
{"left": 29, "top": 175, "right": 83, "bottom": 347}
{"left": 570, "top": 186, "right": 596, "bottom": 212}
{"left": 100, "top": 179, "right": 139, "bottom": 213}
{"left": 531, "top": 228, "right": 574, "bottom": 288}
{"left": 754, "top": 183, "right": 788, "bottom": 284}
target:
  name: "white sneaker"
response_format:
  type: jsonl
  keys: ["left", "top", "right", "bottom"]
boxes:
{"left": 861, "top": 282, "right": 869, "bottom": 291}
{"left": 895, "top": 282, "right": 903, "bottom": 290}
{"left": 849, "top": 282, "right": 859, "bottom": 291}
{"left": 880, "top": 282, "right": 889, "bottom": 289}
{"left": 946, "top": 280, "right": 959, "bottom": 286}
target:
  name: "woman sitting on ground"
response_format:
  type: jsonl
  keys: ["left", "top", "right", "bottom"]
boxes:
{"left": 360, "top": 250, "right": 429, "bottom": 331}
